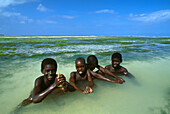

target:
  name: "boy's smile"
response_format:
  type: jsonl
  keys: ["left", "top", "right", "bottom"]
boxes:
{"left": 76, "top": 61, "right": 86, "bottom": 75}
{"left": 112, "top": 58, "right": 121, "bottom": 68}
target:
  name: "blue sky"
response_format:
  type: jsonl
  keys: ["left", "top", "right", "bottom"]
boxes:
{"left": 0, "top": 0, "right": 170, "bottom": 36}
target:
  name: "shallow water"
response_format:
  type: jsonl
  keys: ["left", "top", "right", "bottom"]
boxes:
{"left": 0, "top": 36, "right": 170, "bottom": 114}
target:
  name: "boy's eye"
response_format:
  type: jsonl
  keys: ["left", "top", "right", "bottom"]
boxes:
{"left": 46, "top": 69, "right": 56, "bottom": 72}
{"left": 52, "top": 69, "right": 56, "bottom": 72}
{"left": 76, "top": 66, "right": 85, "bottom": 68}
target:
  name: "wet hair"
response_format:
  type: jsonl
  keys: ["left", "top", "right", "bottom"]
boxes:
{"left": 41, "top": 58, "right": 57, "bottom": 71}
{"left": 111, "top": 52, "right": 122, "bottom": 62}
{"left": 75, "top": 57, "right": 86, "bottom": 65}
{"left": 87, "top": 55, "right": 98, "bottom": 66}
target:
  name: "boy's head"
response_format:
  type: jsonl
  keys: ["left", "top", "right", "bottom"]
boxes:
{"left": 75, "top": 57, "right": 86, "bottom": 75}
{"left": 87, "top": 55, "right": 98, "bottom": 70}
{"left": 111, "top": 52, "right": 122, "bottom": 68}
{"left": 41, "top": 58, "right": 57, "bottom": 81}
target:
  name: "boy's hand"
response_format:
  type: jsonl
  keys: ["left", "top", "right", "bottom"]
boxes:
{"left": 118, "top": 78, "right": 125, "bottom": 84}
{"left": 82, "top": 86, "right": 93, "bottom": 94}
{"left": 55, "top": 73, "right": 66, "bottom": 85}
{"left": 86, "top": 86, "right": 93, "bottom": 93}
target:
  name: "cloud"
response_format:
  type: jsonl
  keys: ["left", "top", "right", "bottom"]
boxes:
{"left": 0, "top": 11, "right": 57, "bottom": 24}
{"left": 0, "top": 11, "right": 34, "bottom": 24}
{"left": 94, "top": 9, "right": 114, "bottom": 14}
{"left": 129, "top": 10, "right": 170, "bottom": 22}
{"left": 37, "top": 4, "right": 50, "bottom": 12}
{"left": 43, "top": 20, "right": 57, "bottom": 24}
{"left": 0, "top": 0, "right": 36, "bottom": 9}
{"left": 58, "top": 15, "right": 76, "bottom": 19}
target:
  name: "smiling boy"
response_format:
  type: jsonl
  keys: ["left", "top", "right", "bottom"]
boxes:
{"left": 105, "top": 52, "right": 128, "bottom": 76}
{"left": 87, "top": 55, "right": 125, "bottom": 83}
{"left": 21, "top": 58, "right": 74, "bottom": 106}
{"left": 69, "top": 57, "right": 93, "bottom": 94}
{"left": 69, "top": 57, "right": 121, "bottom": 94}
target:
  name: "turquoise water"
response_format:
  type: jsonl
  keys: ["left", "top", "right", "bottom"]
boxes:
{"left": 0, "top": 36, "right": 170, "bottom": 114}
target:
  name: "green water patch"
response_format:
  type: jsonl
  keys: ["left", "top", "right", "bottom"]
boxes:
{"left": 0, "top": 47, "right": 17, "bottom": 51}
{"left": 121, "top": 48, "right": 150, "bottom": 53}
{"left": 97, "top": 51, "right": 113, "bottom": 56}
{"left": 30, "top": 51, "right": 81, "bottom": 57}
{"left": 159, "top": 41, "right": 170, "bottom": 44}
{"left": 53, "top": 40, "right": 146, "bottom": 47}
{"left": 0, "top": 42, "right": 21, "bottom": 47}
{"left": 0, "top": 53, "right": 27, "bottom": 59}
{"left": 34, "top": 45, "right": 55, "bottom": 48}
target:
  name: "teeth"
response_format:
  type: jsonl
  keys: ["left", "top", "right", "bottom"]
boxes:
{"left": 79, "top": 71, "right": 82, "bottom": 74}
{"left": 48, "top": 76, "right": 53, "bottom": 80}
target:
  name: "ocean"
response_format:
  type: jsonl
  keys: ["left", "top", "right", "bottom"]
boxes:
{"left": 0, "top": 36, "right": 170, "bottom": 114}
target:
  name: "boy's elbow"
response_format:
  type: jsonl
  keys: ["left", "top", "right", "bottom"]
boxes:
{"left": 124, "top": 72, "right": 128, "bottom": 76}
{"left": 32, "top": 99, "right": 42, "bottom": 104}
{"left": 32, "top": 96, "right": 43, "bottom": 103}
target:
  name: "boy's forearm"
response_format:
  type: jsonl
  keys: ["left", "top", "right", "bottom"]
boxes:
{"left": 104, "top": 68, "right": 119, "bottom": 79}
{"left": 64, "top": 81, "right": 75, "bottom": 92}
{"left": 32, "top": 83, "right": 57, "bottom": 103}
{"left": 70, "top": 82, "right": 84, "bottom": 93}
{"left": 88, "top": 81, "right": 94, "bottom": 87}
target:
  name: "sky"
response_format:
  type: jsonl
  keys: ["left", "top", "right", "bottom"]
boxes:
{"left": 0, "top": 0, "right": 170, "bottom": 36}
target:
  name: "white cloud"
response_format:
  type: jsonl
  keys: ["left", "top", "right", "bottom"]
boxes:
{"left": 0, "top": 0, "right": 36, "bottom": 8}
{"left": 94, "top": 9, "right": 114, "bottom": 14}
{"left": 45, "top": 20, "right": 57, "bottom": 24}
{"left": 129, "top": 10, "right": 170, "bottom": 22}
{"left": 59, "top": 15, "right": 76, "bottom": 19}
{"left": 37, "top": 4, "right": 50, "bottom": 12}
{"left": 36, "top": 20, "right": 57, "bottom": 24}
{"left": 0, "top": 11, "right": 34, "bottom": 23}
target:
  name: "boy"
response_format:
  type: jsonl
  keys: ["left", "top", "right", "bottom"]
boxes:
{"left": 87, "top": 55, "right": 125, "bottom": 83}
{"left": 21, "top": 58, "right": 74, "bottom": 105}
{"left": 69, "top": 57, "right": 93, "bottom": 94}
{"left": 105, "top": 52, "right": 128, "bottom": 76}
{"left": 69, "top": 57, "right": 120, "bottom": 94}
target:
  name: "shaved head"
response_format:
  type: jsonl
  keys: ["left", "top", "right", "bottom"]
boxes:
{"left": 75, "top": 57, "right": 86, "bottom": 65}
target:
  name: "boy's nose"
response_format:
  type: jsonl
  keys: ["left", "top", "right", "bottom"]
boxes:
{"left": 79, "top": 68, "right": 82, "bottom": 70}
{"left": 49, "top": 70, "right": 52, "bottom": 74}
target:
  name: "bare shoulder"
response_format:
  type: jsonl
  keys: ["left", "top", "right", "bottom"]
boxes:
{"left": 70, "top": 71, "right": 76, "bottom": 77}
{"left": 69, "top": 71, "right": 77, "bottom": 82}
{"left": 34, "top": 76, "right": 44, "bottom": 86}
{"left": 105, "top": 64, "right": 112, "bottom": 69}
{"left": 120, "top": 66, "right": 128, "bottom": 75}
{"left": 121, "top": 66, "right": 128, "bottom": 72}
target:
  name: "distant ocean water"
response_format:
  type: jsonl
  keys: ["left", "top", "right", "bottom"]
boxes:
{"left": 0, "top": 36, "right": 170, "bottom": 114}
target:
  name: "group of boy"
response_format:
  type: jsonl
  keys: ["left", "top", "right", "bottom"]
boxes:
{"left": 21, "top": 52, "right": 128, "bottom": 106}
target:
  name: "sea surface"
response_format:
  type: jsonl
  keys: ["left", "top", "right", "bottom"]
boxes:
{"left": 0, "top": 36, "right": 170, "bottom": 114}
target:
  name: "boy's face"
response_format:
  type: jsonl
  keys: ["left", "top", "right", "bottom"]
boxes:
{"left": 112, "top": 58, "right": 121, "bottom": 68}
{"left": 76, "top": 61, "right": 86, "bottom": 75}
{"left": 42, "top": 64, "right": 57, "bottom": 81}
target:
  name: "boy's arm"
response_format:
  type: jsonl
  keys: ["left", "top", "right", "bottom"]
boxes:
{"left": 69, "top": 72, "right": 90, "bottom": 94}
{"left": 32, "top": 76, "right": 63, "bottom": 103}
{"left": 121, "top": 67, "right": 129, "bottom": 76}
{"left": 63, "top": 81, "right": 75, "bottom": 92}
{"left": 98, "top": 65, "right": 125, "bottom": 83}
{"left": 90, "top": 70, "right": 122, "bottom": 84}
{"left": 87, "top": 69, "right": 94, "bottom": 87}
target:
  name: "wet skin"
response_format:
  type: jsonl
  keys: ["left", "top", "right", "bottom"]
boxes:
{"left": 69, "top": 59, "right": 94, "bottom": 94}
{"left": 105, "top": 58, "right": 128, "bottom": 76}
{"left": 86, "top": 60, "right": 125, "bottom": 84}
{"left": 21, "top": 64, "right": 74, "bottom": 106}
